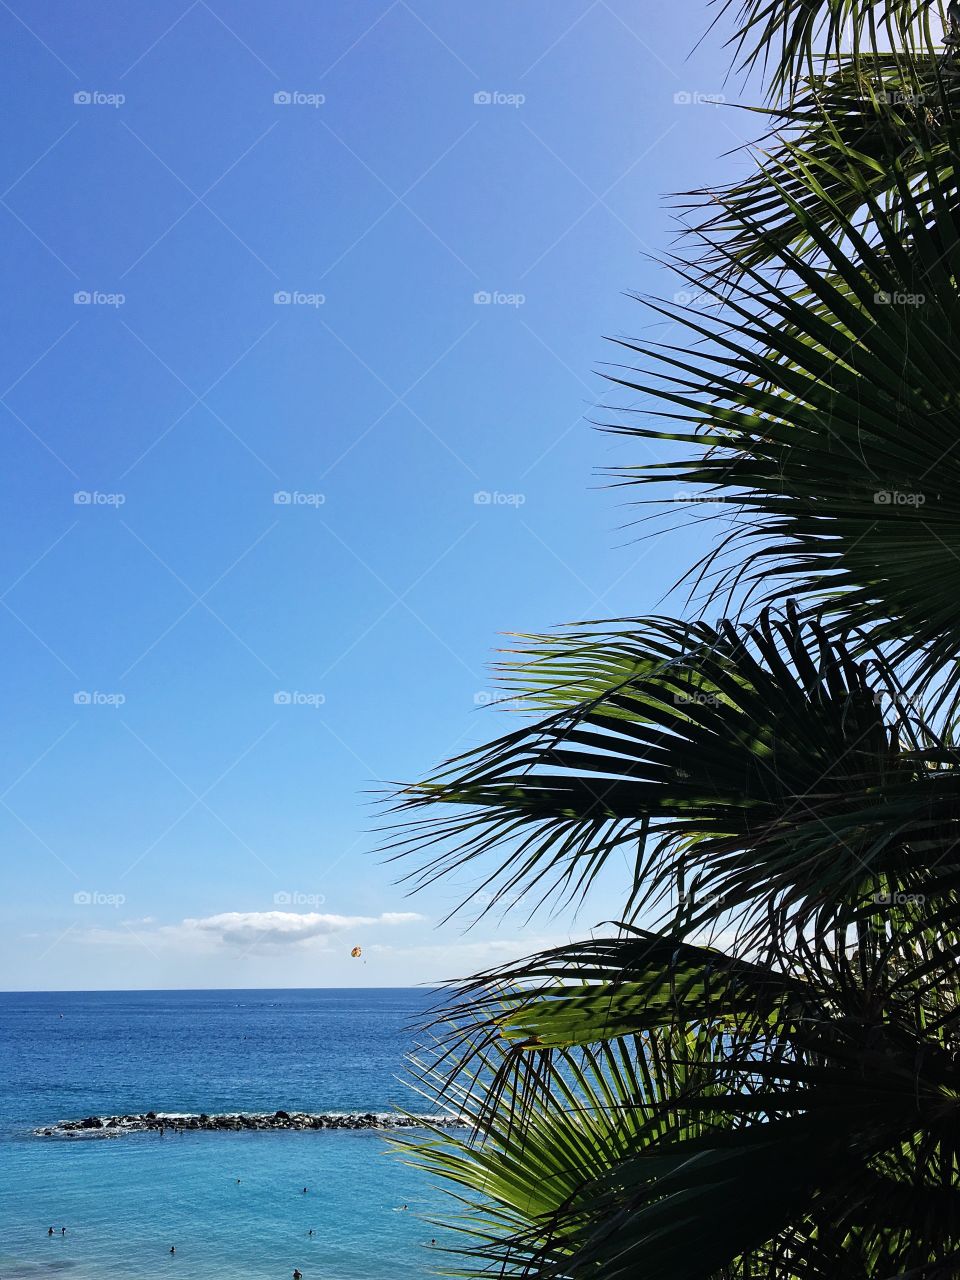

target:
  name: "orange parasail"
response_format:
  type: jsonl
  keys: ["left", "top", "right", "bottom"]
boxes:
{"left": 350, "top": 946, "right": 362, "bottom": 958}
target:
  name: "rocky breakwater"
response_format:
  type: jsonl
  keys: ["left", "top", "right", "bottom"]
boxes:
{"left": 37, "top": 1109, "right": 469, "bottom": 1137}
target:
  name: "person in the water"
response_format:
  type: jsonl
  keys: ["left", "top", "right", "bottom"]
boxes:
{"left": 169, "top": 1246, "right": 175, "bottom": 1254}
{"left": 61, "top": 1228, "right": 66, "bottom": 1236}
{"left": 293, "top": 1270, "right": 303, "bottom": 1279}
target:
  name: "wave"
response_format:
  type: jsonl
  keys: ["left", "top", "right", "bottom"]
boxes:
{"left": 34, "top": 1109, "right": 469, "bottom": 1138}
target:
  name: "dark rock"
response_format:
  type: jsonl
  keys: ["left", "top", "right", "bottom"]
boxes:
{"left": 35, "top": 1108, "right": 471, "bottom": 1138}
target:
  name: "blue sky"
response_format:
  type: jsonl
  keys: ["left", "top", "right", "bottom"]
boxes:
{"left": 0, "top": 0, "right": 754, "bottom": 989}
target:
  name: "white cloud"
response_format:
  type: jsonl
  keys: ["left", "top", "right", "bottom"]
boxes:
{"left": 72, "top": 909, "right": 424, "bottom": 953}
{"left": 184, "top": 910, "right": 423, "bottom": 947}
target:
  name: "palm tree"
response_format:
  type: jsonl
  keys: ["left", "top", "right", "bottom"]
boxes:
{"left": 389, "top": 2, "right": 960, "bottom": 1276}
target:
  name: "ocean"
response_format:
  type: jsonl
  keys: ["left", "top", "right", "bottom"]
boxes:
{"left": 0, "top": 989, "right": 452, "bottom": 1280}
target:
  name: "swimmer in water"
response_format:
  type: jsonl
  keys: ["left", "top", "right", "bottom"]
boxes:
{"left": 61, "top": 1228, "right": 66, "bottom": 1236}
{"left": 48, "top": 1227, "right": 54, "bottom": 1236}
{"left": 170, "top": 1246, "right": 176, "bottom": 1254}
{"left": 302, "top": 1187, "right": 308, "bottom": 1194}
{"left": 293, "top": 1270, "right": 303, "bottom": 1279}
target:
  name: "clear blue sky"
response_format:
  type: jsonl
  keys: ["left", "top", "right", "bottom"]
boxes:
{"left": 0, "top": 0, "right": 754, "bottom": 989}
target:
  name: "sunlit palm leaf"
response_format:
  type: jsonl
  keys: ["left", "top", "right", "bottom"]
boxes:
{"left": 390, "top": 608, "right": 960, "bottom": 954}
{"left": 683, "top": 47, "right": 960, "bottom": 274}
{"left": 718, "top": 0, "right": 941, "bottom": 93}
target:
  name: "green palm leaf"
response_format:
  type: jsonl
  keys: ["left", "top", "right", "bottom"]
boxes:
{"left": 390, "top": 608, "right": 960, "bottom": 953}
{"left": 607, "top": 136, "right": 960, "bottom": 678}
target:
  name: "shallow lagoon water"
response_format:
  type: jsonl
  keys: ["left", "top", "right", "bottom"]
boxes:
{"left": 1, "top": 990, "right": 448, "bottom": 1280}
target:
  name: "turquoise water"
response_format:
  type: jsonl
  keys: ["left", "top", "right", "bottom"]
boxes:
{"left": 1, "top": 990, "right": 450, "bottom": 1280}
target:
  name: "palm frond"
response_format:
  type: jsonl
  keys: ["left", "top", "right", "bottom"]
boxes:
{"left": 717, "top": 0, "right": 942, "bottom": 94}
{"left": 607, "top": 134, "right": 960, "bottom": 681}
{"left": 389, "top": 608, "right": 960, "bottom": 956}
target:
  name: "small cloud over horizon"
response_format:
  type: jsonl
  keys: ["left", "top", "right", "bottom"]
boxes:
{"left": 185, "top": 910, "right": 424, "bottom": 947}
{"left": 71, "top": 909, "right": 425, "bottom": 954}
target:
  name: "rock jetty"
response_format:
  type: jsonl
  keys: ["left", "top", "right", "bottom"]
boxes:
{"left": 36, "top": 1109, "right": 469, "bottom": 1137}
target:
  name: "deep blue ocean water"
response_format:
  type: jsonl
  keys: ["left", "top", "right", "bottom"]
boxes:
{"left": 0, "top": 989, "right": 451, "bottom": 1280}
